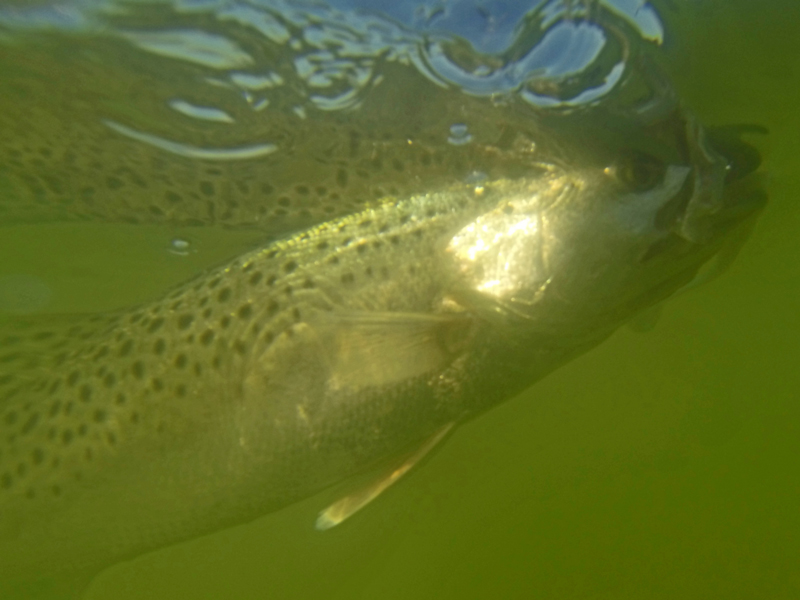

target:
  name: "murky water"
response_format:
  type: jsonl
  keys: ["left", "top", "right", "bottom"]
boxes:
{"left": 1, "top": 0, "right": 798, "bottom": 598}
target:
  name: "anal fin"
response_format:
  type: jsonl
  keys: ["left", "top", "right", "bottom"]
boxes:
{"left": 315, "top": 422, "right": 455, "bottom": 530}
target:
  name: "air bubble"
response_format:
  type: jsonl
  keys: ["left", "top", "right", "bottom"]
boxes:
{"left": 447, "top": 124, "right": 473, "bottom": 146}
{"left": 169, "top": 238, "right": 194, "bottom": 256}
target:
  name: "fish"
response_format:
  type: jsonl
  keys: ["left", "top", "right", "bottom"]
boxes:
{"left": 0, "top": 2, "right": 768, "bottom": 598}
{"left": 0, "top": 107, "right": 767, "bottom": 598}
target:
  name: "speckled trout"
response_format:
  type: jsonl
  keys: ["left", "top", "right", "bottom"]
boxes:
{"left": 0, "top": 97, "right": 766, "bottom": 597}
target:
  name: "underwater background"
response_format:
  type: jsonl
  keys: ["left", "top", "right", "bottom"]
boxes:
{"left": 0, "top": 0, "right": 797, "bottom": 597}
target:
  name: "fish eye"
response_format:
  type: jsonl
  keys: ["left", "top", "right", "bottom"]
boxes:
{"left": 610, "top": 151, "right": 667, "bottom": 192}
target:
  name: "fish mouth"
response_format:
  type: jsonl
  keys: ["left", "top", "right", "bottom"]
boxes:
{"left": 677, "top": 118, "right": 768, "bottom": 243}
{"left": 638, "top": 117, "right": 767, "bottom": 266}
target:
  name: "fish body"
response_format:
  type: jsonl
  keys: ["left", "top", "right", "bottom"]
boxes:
{"left": 0, "top": 102, "right": 766, "bottom": 595}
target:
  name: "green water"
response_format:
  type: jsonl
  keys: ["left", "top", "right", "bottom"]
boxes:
{"left": 2, "top": 1, "right": 799, "bottom": 598}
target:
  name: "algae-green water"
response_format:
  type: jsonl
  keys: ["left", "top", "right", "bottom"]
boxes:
{"left": 2, "top": 0, "right": 799, "bottom": 598}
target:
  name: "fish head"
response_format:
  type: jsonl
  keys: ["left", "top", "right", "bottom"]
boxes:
{"left": 447, "top": 107, "right": 767, "bottom": 336}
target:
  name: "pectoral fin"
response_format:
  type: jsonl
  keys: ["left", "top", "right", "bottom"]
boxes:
{"left": 315, "top": 422, "right": 455, "bottom": 530}
{"left": 320, "top": 312, "right": 474, "bottom": 393}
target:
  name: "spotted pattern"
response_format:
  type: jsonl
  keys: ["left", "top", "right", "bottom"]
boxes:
{"left": 0, "top": 173, "right": 493, "bottom": 506}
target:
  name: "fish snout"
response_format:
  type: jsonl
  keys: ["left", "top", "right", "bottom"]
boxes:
{"left": 678, "top": 119, "right": 768, "bottom": 243}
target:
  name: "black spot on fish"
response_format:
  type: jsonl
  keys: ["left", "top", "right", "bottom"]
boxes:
{"left": 249, "top": 271, "right": 263, "bottom": 285}
{"left": 48, "top": 401, "right": 61, "bottom": 418}
{"left": 20, "top": 413, "right": 39, "bottom": 435}
{"left": 147, "top": 318, "right": 165, "bottom": 333}
{"left": 118, "top": 339, "right": 134, "bottom": 357}
{"left": 217, "top": 288, "right": 232, "bottom": 302}
{"left": 200, "top": 330, "right": 215, "bottom": 346}
{"left": 165, "top": 190, "right": 182, "bottom": 204}
{"left": 177, "top": 314, "right": 194, "bottom": 330}
{"left": 79, "top": 384, "right": 92, "bottom": 403}
{"left": 131, "top": 361, "right": 145, "bottom": 380}
{"left": 200, "top": 181, "right": 215, "bottom": 197}
{"left": 175, "top": 354, "right": 188, "bottom": 369}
